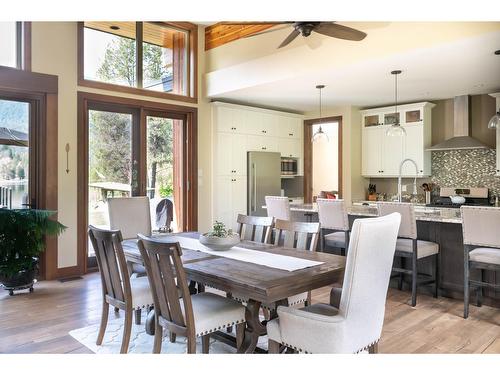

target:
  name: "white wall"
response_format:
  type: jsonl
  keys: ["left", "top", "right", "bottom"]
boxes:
{"left": 30, "top": 22, "right": 212, "bottom": 271}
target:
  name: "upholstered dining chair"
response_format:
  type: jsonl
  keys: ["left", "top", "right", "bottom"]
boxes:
{"left": 137, "top": 235, "right": 246, "bottom": 354}
{"left": 88, "top": 226, "right": 154, "bottom": 354}
{"left": 108, "top": 196, "right": 153, "bottom": 322}
{"left": 265, "top": 196, "right": 291, "bottom": 221}
{"left": 377, "top": 202, "right": 440, "bottom": 307}
{"left": 267, "top": 213, "right": 401, "bottom": 354}
{"left": 273, "top": 219, "right": 320, "bottom": 307}
{"left": 316, "top": 198, "right": 350, "bottom": 255}
{"left": 461, "top": 206, "right": 500, "bottom": 319}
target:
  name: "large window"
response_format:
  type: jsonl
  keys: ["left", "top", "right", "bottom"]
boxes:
{"left": 0, "top": 22, "right": 30, "bottom": 70}
{"left": 79, "top": 22, "right": 196, "bottom": 102}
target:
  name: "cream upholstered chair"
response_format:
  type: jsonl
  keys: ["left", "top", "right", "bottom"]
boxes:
{"left": 88, "top": 226, "right": 154, "bottom": 354}
{"left": 138, "top": 235, "right": 246, "bottom": 354}
{"left": 377, "top": 202, "right": 439, "bottom": 307}
{"left": 265, "top": 196, "right": 291, "bottom": 221}
{"left": 316, "top": 198, "right": 349, "bottom": 255}
{"left": 267, "top": 213, "right": 401, "bottom": 353}
{"left": 461, "top": 206, "right": 500, "bottom": 319}
{"left": 273, "top": 219, "right": 320, "bottom": 307}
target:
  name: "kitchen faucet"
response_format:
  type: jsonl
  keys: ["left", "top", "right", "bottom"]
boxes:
{"left": 398, "top": 158, "right": 418, "bottom": 202}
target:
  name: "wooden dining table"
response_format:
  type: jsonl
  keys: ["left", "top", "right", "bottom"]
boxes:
{"left": 122, "top": 232, "right": 345, "bottom": 353}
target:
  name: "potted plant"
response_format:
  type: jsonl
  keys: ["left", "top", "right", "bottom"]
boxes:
{"left": 199, "top": 221, "right": 240, "bottom": 251}
{"left": 368, "top": 184, "right": 377, "bottom": 201}
{"left": 0, "top": 209, "right": 66, "bottom": 295}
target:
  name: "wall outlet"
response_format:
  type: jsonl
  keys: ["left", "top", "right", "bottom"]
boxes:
{"left": 402, "top": 185, "right": 407, "bottom": 192}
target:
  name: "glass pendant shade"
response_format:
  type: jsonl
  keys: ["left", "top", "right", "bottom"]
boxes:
{"left": 487, "top": 111, "right": 499, "bottom": 129}
{"left": 386, "top": 123, "right": 407, "bottom": 137}
{"left": 311, "top": 126, "right": 329, "bottom": 142}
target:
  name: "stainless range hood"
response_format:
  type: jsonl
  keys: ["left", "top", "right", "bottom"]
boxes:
{"left": 427, "top": 95, "right": 490, "bottom": 151}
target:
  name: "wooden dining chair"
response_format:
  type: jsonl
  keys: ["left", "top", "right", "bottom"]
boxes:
{"left": 273, "top": 219, "right": 320, "bottom": 306}
{"left": 88, "top": 226, "right": 154, "bottom": 354}
{"left": 236, "top": 214, "right": 274, "bottom": 243}
{"left": 137, "top": 234, "right": 247, "bottom": 354}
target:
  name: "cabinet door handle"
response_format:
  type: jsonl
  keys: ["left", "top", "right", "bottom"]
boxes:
{"left": 289, "top": 133, "right": 293, "bottom": 136}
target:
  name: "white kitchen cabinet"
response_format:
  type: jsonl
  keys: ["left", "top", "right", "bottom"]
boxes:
{"left": 247, "top": 135, "right": 278, "bottom": 152}
{"left": 214, "top": 106, "right": 246, "bottom": 133}
{"left": 213, "top": 176, "right": 247, "bottom": 231}
{"left": 279, "top": 137, "right": 302, "bottom": 158}
{"left": 278, "top": 116, "right": 302, "bottom": 138}
{"left": 361, "top": 102, "right": 434, "bottom": 178}
{"left": 215, "top": 132, "right": 247, "bottom": 176}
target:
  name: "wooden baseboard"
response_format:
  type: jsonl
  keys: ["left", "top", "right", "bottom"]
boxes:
{"left": 53, "top": 265, "right": 82, "bottom": 280}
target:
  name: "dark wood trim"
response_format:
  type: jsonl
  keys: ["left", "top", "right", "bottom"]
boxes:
{"left": 0, "top": 66, "right": 58, "bottom": 94}
{"left": 77, "top": 22, "right": 198, "bottom": 104}
{"left": 303, "top": 116, "right": 343, "bottom": 203}
{"left": 135, "top": 22, "right": 143, "bottom": 89}
{"left": 77, "top": 91, "right": 198, "bottom": 274}
{"left": 23, "top": 22, "right": 32, "bottom": 71}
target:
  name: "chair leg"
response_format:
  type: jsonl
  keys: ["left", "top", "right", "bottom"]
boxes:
{"left": 411, "top": 258, "right": 417, "bottom": 307}
{"left": 477, "top": 269, "right": 484, "bottom": 307}
{"left": 398, "top": 258, "right": 404, "bottom": 290}
{"left": 134, "top": 308, "right": 141, "bottom": 325}
{"left": 305, "top": 291, "right": 312, "bottom": 307}
{"left": 120, "top": 308, "right": 133, "bottom": 354}
{"left": 236, "top": 322, "right": 245, "bottom": 350}
{"left": 368, "top": 342, "right": 378, "bottom": 354}
{"left": 226, "top": 292, "right": 233, "bottom": 333}
{"left": 268, "top": 339, "right": 281, "bottom": 354}
{"left": 202, "top": 334, "right": 210, "bottom": 354}
{"left": 153, "top": 323, "right": 163, "bottom": 354}
{"left": 169, "top": 332, "right": 177, "bottom": 343}
{"left": 96, "top": 301, "right": 109, "bottom": 345}
{"left": 434, "top": 253, "right": 439, "bottom": 298}
{"left": 463, "top": 249, "right": 470, "bottom": 319}
{"left": 187, "top": 336, "right": 197, "bottom": 354}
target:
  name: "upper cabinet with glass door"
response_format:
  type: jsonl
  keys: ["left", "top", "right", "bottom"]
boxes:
{"left": 80, "top": 22, "right": 197, "bottom": 102}
{"left": 361, "top": 102, "right": 435, "bottom": 177}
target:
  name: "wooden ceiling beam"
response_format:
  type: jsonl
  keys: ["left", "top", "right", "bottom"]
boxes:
{"left": 205, "top": 23, "right": 276, "bottom": 50}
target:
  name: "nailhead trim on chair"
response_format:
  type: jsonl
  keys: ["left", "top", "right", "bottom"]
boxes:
{"left": 195, "top": 319, "right": 246, "bottom": 337}
{"left": 277, "top": 338, "right": 380, "bottom": 354}
{"left": 132, "top": 303, "right": 153, "bottom": 311}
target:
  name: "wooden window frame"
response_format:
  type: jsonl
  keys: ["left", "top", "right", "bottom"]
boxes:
{"left": 0, "top": 66, "right": 58, "bottom": 279}
{"left": 77, "top": 91, "right": 198, "bottom": 275}
{"left": 0, "top": 22, "right": 31, "bottom": 71}
{"left": 303, "top": 116, "right": 343, "bottom": 203}
{"left": 77, "top": 22, "right": 198, "bottom": 104}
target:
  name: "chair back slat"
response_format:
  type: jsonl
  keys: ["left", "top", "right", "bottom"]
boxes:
{"left": 236, "top": 214, "right": 273, "bottom": 243}
{"left": 317, "top": 198, "right": 349, "bottom": 231}
{"left": 273, "top": 219, "right": 320, "bottom": 251}
{"left": 88, "top": 226, "right": 130, "bottom": 304}
{"left": 138, "top": 235, "right": 194, "bottom": 334}
{"left": 377, "top": 202, "right": 415, "bottom": 239}
{"left": 461, "top": 206, "right": 500, "bottom": 247}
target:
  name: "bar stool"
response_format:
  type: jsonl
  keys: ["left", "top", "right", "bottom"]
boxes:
{"left": 377, "top": 202, "right": 440, "bottom": 307}
{"left": 461, "top": 206, "right": 500, "bottom": 319}
{"left": 265, "top": 196, "right": 291, "bottom": 221}
{"left": 316, "top": 198, "right": 349, "bottom": 255}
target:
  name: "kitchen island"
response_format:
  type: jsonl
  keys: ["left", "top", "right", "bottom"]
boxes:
{"left": 286, "top": 203, "right": 499, "bottom": 307}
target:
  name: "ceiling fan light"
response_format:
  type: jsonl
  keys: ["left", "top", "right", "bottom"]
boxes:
{"left": 487, "top": 112, "right": 499, "bottom": 129}
{"left": 386, "top": 124, "right": 407, "bottom": 137}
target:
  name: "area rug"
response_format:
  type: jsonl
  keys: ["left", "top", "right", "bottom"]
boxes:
{"left": 69, "top": 312, "right": 268, "bottom": 354}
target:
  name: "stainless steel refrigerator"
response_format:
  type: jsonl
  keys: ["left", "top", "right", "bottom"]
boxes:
{"left": 247, "top": 151, "right": 281, "bottom": 216}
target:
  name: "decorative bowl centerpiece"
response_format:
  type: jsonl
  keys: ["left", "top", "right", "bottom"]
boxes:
{"left": 199, "top": 221, "right": 240, "bottom": 251}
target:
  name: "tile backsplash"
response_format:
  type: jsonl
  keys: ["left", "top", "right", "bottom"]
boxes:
{"left": 430, "top": 149, "right": 500, "bottom": 198}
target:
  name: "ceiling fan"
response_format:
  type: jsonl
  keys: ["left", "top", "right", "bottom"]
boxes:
{"left": 222, "top": 22, "right": 367, "bottom": 48}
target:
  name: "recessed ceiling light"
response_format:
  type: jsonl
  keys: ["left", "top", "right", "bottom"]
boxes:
{"left": 110, "top": 25, "right": 120, "bottom": 31}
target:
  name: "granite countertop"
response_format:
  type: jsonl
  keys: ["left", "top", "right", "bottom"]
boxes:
{"left": 288, "top": 203, "right": 462, "bottom": 224}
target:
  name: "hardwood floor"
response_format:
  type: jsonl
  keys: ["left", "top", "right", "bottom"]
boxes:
{"left": 0, "top": 272, "right": 499, "bottom": 354}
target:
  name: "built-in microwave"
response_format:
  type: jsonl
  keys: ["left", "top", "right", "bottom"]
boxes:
{"left": 281, "top": 157, "right": 298, "bottom": 176}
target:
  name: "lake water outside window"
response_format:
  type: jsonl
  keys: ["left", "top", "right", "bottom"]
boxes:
{"left": 0, "top": 98, "right": 29, "bottom": 209}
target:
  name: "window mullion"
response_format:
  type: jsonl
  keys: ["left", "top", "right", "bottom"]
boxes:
{"left": 136, "top": 22, "right": 143, "bottom": 89}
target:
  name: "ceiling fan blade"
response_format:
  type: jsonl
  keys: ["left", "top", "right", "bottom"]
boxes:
{"left": 278, "top": 29, "right": 300, "bottom": 48}
{"left": 243, "top": 24, "right": 291, "bottom": 39}
{"left": 314, "top": 23, "right": 367, "bottom": 41}
{"left": 217, "top": 21, "right": 290, "bottom": 26}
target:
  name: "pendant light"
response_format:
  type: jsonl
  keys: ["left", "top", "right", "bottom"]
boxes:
{"left": 311, "top": 85, "right": 329, "bottom": 143}
{"left": 487, "top": 110, "right": 499, "bottom": 129}
{"left": 386, "top": 70, "right": 406, "bottom": 137}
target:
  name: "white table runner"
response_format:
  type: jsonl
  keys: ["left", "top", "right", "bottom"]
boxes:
{"left": 164, "top": 236, "right": 324, "bottom": 272}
